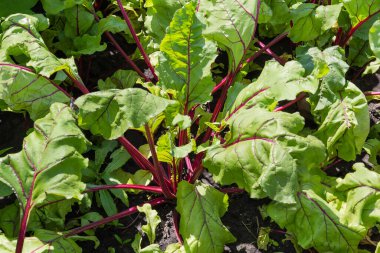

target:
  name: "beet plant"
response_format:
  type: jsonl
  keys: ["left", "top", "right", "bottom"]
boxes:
{"left": 0, "top": 0, "right": 379, "bottom": 252}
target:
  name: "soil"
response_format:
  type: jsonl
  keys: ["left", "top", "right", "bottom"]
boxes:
{"left": 0, "top": 32, "right": 379, "bottom": 253}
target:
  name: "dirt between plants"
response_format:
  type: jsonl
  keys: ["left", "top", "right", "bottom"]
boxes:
{"left": 0, "top": 42, "right": 379, "bottom": 253}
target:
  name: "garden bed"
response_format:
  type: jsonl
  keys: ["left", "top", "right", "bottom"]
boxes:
{"left": 0, "top": 1, "right": 380, "bottom": 253}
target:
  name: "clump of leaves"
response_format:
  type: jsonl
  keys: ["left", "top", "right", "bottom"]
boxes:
{"left": 0, "top": 0, "right": 379, "bottom": 252}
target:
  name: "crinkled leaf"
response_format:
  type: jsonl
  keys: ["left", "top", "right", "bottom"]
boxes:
{"left": 299, "top": 46, "right": 370, "bottom": 160}
{"left": 0, "top": 14, "right": 80, "bottom": 78}
{"left": 289, "top": 3, "right": 342, "bottom": 42}
{"left": 312, "top": 80, "right": 369, "bottom": 161}
{"left": 176, "top": 181, "right": 236, "bottom": 253}
{"left": 226, "top": 60, "right": 318, "bottom": 117}
{"left": 137, "top": 204, "right": 161, "bottom": 244}
{"left": 266, "top": 189, "right": 364, "bottom": 253}
{"left": 98, "top": 69, "right": 139, "bottom": 90}
{"left": 0, "top": 65, "right": 69, "bottom": 120}
{"left": 75, "top": 88, "right": 176, "bottom": 139}
{"left": 205, "top": 108, "right": 325, "bottom": 203}
{"left": 0, "top": 103, "right": 89, "bottom": 219}
{"left": 369, "top": 20, "right": 380, "bottom": 59}
{"left": 336, "top": 163, "right": 380, "bottom": 231}
{"left": 157, "top": 2, "right": 217, "bottom": 109}
{"left": 199, "top": 0, "right": 259, "bottom": 70}
{"left": 132, "top": 233, "right": 162, "bottom": 253}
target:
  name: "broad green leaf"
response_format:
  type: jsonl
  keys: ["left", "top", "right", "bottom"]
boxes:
{"left": 259, "top": 0, "right": 290, "bottom": 25}
{"left": 172, "top": 114, "right": 191, "bottom": 130}
{"left": 336, "top": 163, "right": 380, "bottom": 231}
{"left": 342, "top": 0, "right": 380, "bottom": 26}
{"left": 364, "top": 58, "right": 380, "bottom": 75}
{"left": 98, "top": 15, "right": 129, "bottom": 34}
{"left": 39, "top": 197, "right": 77, "bottom": 230}
{"left": 266, "top": 189, "right": 364, "bottom": 253}
{"left": 0, "top": 230, "right": 89, "bottom": 252}
{"left": 0, "top": 14, "right": 80, "bottom": 78}
{"left": 348, "top": 36, "right": 374, "bottom": 67}
{"left": 299, "top": 46, "right": 370, "bottom": 161}
{"left": 102, "top": 147, "right": 131, "bottom": 176}
{"left": 0, "top": 65, "right": 70, "bottom": 120}
{"left": 75, "top": 88, "right": 176, "bottom": 139}
{"left": 176, "top": 181, "right": 236, "bottom": 253}
{"left": 363, "top": 138, "right": 380, "bottom": 166}
{"left": 312, "top": 81, "right": 369, "bottom": 161}
{"left": 0, "top": 0, "right": 37, "bottom": 17}
{"left": 165, "top": 243, "right": 185, "bottom": 253}
{"left": 369, "top": 20, "right": 380, "bottom": 59}
{"left": 226, "top": 60, "right": 319, "bottom": 118}
{"left": 63, "top": 5, "right": 94, "bottom": 37}
{"left": 0, "top": 203, "right": 19, "bottom": 237}
{"left": 157, "top": 2, "right": 217, "bottom": 110}
{"left": 0, "top": 103, "right": 89, "bottom": 227}
{"left": 156, "top": 133, "right": 194, "bottom": 164}
{"left": 137, "top": 204, "right": 161, "bottom": 244}
{"left": 101, "top": 147, "right": 131, "bottom": 206}
{"left": 204, "top": 108, "right": 325, "bottom": 203}
{"left": 199, "top": 0, "right": 259, "bottom": 70}
{"left": 41, "top": 0, "right": 85, "bottom": 14}
{"left": 98, "top": 69, "right": 139, "bottom": 90}
{"left": 289, "top": 3, "right": 342, "bottom": 42}
{"left": 258, "top": 0, "right": 290, "bottom": 37}
{"left": 0, "top": 182, "right": 13, "bottom": 197}
{"left": 144, "top": 0, "right": 185, "bottom": 44}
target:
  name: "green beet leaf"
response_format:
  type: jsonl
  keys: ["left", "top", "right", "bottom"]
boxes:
{"left": 226, "top": 60, "right": 319, "bottom": 117}
{"left": 299, "top": 46, "right": 370, "bottom": 161}
{"left": 369, "top": 20, "right": 380, "bottom": 59}
{"left": 199, "top": 0, "right": 259, "bottom": 70}
{"left": 98, "top": 69, "right": 139, "bottom": 90}
{"left": 76, "top": 88, "right": 176, "bottom": 139}
{"left": 204, "top": 108, "right": 325, "bottom": 203}
{"left": 257, "top": 0, "right": 292, "bottom": 37}
{"left": 342, "top": 0, "right": 380, "bottom": 26}
{"left": 336, "top": 163, "right": 380, "bottom": 232}
{"left": 0, "top": 14, "right": 80, "bottom": 79}
{"left": 289, "top": 3, "right": 342, "bottom": 42}
{"left": 0, "top": 0, "right": 37, "bottom": 17}
{"left": 144, "top": 0, "right": 185, "bottom": 44}
{"left": 0, "top": 103, "right": 89, "bottom": 232}
{"left": 41, "top": 0, "right": 85, "bottom": 15}
{"left": 0, "top": 229, "right": 99, "bottom": 252}
{"left": 157, "top": 2, "right": 217, "bottom": 111}
{"left": 137, "top": 204, "right": 161, "bottom": 244}
{"left": 0, "top": 64, "right": 69, "bottom": 120}
{"left": 176, "top": 181, "right": 236, "bottom": 253}
{"left": 348, "top": 36, "right": 375, "bottom": 67}
{"left": 266, "top": 189, "right": 364, "bottom": 253}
